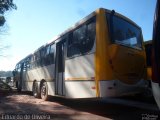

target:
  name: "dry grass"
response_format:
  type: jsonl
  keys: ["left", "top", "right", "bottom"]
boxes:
{"left": 0, "top": 80, "right": 11, "bottom": 96}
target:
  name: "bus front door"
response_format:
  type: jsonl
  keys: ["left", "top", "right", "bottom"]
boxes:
{"left": 18, "top": 63, "right": 24, "bottom": 92}
{"left": 55, "top": 40, "right": 65, "bottom": 96}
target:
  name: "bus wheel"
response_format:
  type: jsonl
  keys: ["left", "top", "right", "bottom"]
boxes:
{"left": 32, "top": 81, "right": 40, "bottom": 98}
{"left": 40, "top": 82, "right": 49, "bottom": 101}
{"left": 17, "top": 88, "right": 21, "bottom": 92}
{"left": 17, "top": 81, "right": 21, "bottom": 92}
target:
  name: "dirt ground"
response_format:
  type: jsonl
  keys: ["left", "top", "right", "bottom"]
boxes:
{"left": 0, "top": 90, "right": 111, "bottom": 120}
{"left": 0, "top": 89, "right": 160, "bottom": 120}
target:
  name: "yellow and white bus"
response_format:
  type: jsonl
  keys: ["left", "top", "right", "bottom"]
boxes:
{"left": 13, "top": 8, "right": 148, "bottom": 100}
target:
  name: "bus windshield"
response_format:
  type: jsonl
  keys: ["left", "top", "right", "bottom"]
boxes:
{"left": 107, "top": 14, "right": 143, "bottom": 49}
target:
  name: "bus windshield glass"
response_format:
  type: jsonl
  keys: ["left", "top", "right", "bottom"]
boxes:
{"left": 107, "top": 14, "right": 142, "bottom": 49}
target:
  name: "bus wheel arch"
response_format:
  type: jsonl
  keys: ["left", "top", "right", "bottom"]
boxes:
{"left": 40, "top": 80, "right": 49, "bottom": 101}
{"left": 32, "top": 80, "right": 40, "bottom": 98}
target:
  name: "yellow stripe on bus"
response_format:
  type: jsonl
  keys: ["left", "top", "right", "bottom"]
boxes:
{"left": 65, "top": 77, "right": 95, "bottom": 81}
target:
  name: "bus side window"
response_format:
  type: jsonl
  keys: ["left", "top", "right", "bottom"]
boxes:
{"left": 38, "top": 51, "right": 41, "bottom": 67}
{"left": 67, "top": 18, "right": 96, "bottom": 58}
{"left": 30, "top": 55, "right": 35, "bottom": 69}
{"left": 33, "top": 54, "right": 38, "bottom": 68}
{"left": 15, "top": 65, "right": 18, "bottom": 74}
{"left": 23, "top": 61, "right": 27, "bottom": 72}
{"left": 67, "top": 33, "right": 74, "bottom": 57}
{"left": 85, "top": 21, "right": 96, "bottom": 52}
{"left": 45, "top": 45, "right": 51, "bottom": 65}
{"left": 17, "top": 64, "right": 21, "bottom": 73}
{"left": 74, "top": 25, "right": 87, "bottom": 54}
{"left": 50, "top": 44, "right": 55, "bottom": 64}
{"left": 26, "top": 57, "right": 31, "bottom": 70}
{"left": 44, "top": 44, "right": 55, "bottom": 65}
{"left": 67, "top": 25, "right": 86, "bottom": 57}
{"left": 40, "top": 48, "right": 46, "bottom": 66}
{"left": 35, "top": 52, "right": 40, "bottom": 67}
{"left": 29, "top": 57, "right": 31, "bottom": 69}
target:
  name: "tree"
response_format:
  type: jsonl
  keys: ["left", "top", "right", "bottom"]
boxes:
{"left": 0, "top": 0, "right": 16, "bottom": 57}
{"left": 0, "top": 16, "right": 5, "bottom": 26}
{"left": 0, "top": 0, "right": 17, "bottom": 26}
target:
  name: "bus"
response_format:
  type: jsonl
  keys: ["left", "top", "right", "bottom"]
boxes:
{"left": 13, "top": 8, "right": 149, "bottom": 101}
{"left": 152, "top": 0, "right": 160, "bottom": 109}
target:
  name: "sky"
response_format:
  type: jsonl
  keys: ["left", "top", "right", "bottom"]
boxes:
{"left": 0, "top": 0, "right": 157, "bottom": 71}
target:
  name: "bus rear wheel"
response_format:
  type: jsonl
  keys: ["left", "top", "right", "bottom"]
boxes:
{"left": 32, "top": 81, "right": 40, "bottom": 98}
{"left": 17, "top": 81, "right": 22, "bottom": 92}
{"left": 40, "top": 82, "right": 49, "bottom": 101}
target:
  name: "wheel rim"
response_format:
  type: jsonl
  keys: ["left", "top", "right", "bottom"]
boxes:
{"left": 41, "top": 84, "right": 46, "bottom": 98}
{"left": 33, "top": 86, "right": 37, "bottom": 96}
{"left": 33, "top": 83, "right": 37, "bottom": 96}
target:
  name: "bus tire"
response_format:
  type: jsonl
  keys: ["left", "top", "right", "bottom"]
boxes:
{"left": 40, "top": 82, "right": 49, "bottom": 101}
{"left": 16, "top": 81, "right": 18, "bottom": 88}
{"left": 17, "top": 81, "right": 21, "bottom": 92}
{"left": 17, "top": 88, "right": 21, "bottom": 92}
{"left": 32, "top": 81, "right": 40, "bottom": 98}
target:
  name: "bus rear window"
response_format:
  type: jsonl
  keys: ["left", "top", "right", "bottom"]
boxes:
{"left": 107, "top": 14, "right": 143, "bottom": 49}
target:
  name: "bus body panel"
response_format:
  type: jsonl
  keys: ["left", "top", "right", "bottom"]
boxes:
{"left": 21, "top": 64, "right": 55, "bottom": 92}
{"left": 95, "top": 9, "right": 148, "bottom": 97}
{"left": 65, "top": 54, "right": 95, "bottom": 81}
{"left": 64, "top": 53, "right": 96, "bottom": 98}
{"left": 26, "top": 64, "right": 55, "bottom": 82}
{"left": 65, "top": 81, "right": 96, "bottom": 98}
{"left": 46, "top": 81, "right": 55, "bottom": 96}
{"left": 99, "top": 79, "right": 148, "bottom": 97}
{"left": 108, "top": 44, "right": 146, "bottom": 84}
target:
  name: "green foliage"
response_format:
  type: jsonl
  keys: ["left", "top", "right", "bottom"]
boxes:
{"left": 0, "top": 80, "right": 11, "bottom": 90}
{"left": 0, "top": 15, "right": 5, "bottom": 26}
{"left": 0, "top": 0, "right": 16, "bottom": 26}
{"left": 0, "top": 0, "right": 17, "bottom": 14}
